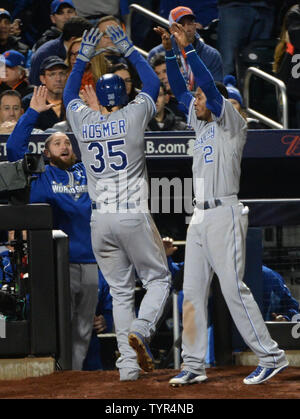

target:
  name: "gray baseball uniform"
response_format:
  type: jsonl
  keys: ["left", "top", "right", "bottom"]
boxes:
{"left": 181, "top": 97, "right": 287, "bottom": 375}
{"left": 66, "top": 93, "right": 171, "bottom": 375}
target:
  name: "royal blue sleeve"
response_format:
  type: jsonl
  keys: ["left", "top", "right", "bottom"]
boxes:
{"left": 6, "top": 107, "right": 40, "bottom": 162}
{"left": 127, "top": 49, "right": 160, "bottom": 102}
{"left": 96, "top": 270, "right": 113, "bottom": 332}
{"left": 272, "top": 271, "right": 300, "bottom": 321}
{"left": 63, "top": 59, "right": 87, "bottom": 108}
{"left": 165, "top": 49, "right": 194, "bottom": 113}
{"left": 183, "top": 44, "right": 223, "bottom": 117}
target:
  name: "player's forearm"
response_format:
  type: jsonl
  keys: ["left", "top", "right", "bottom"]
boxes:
{"left": 183, "top": 44, "right": 223, "bottom": 117}
{"left": 165, "top": 49, "right": 189, "bottom": 98}
{"left": 127, "top": 50, "right": 160, "bottom": 101}
{"left": 63, "top": 59, "right": 86, "bottom": 107}
{"left": 6, "top": 108, "right": 39, "bottom": 162}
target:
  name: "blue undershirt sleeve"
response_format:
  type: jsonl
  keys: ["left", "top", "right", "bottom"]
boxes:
{"left": 127, "top": 50, "right": 160, "bottom": 102}
{"left": 165, "top": 49, "right": 193, "bottom": 113}
{"left": 6, "top": 107, "right": 40, "bottom": 162}
{"left": 183, "top": 44, "right": 223, "bottom": 118}
{"left": 63, "top": 59, "right": 86, "bottom": 108}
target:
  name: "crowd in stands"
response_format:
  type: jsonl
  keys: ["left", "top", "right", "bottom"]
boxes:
{"left": 0, "top": 0, "right": 300, "bottom": 372}
{"left": 0, "top": 0, "right": 299, "bottom": 132}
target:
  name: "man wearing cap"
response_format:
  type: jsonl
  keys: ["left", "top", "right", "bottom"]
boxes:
{"left": 148, "top": 6, "right": 223, "bottom": 85}
{"left": 32, "top": 0, "right": 77, "bottom": 53}
{"left": 23, "top": 56, "right": 68, "bottom": 130}
{"left": 0, "top": 8, "right": 29, "bottom": 57}
{"left": 29, "top": 16, "right": 92, "bottom": 86}
{"left": 0, "top": 50, "right": 33, "bottom": 97}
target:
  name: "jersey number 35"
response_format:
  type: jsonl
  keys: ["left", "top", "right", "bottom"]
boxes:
{"left": 88, "top": 139, "right": 128, "bottom": 173}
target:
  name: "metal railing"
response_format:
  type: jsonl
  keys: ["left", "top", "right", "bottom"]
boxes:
{"left": 243, "top": 67, "right": 289, "bottom": 129}
{"left": 127, "top": 3, "right": 169, "bottom": 58}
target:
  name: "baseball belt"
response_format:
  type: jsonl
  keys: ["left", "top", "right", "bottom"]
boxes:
{"left": 91, "top": 201, "right": 136, "bottom": 210}
{"left": 194, "top": 195, "right": 238, "bottom": 210}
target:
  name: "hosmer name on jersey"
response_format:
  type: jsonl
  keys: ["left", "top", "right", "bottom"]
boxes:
{"left": 82, "top": 119, "right": 126, "bottom": 140}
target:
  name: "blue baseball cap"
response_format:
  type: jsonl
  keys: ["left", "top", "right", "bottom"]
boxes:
{"left": 224, "top": 75, "right": 243, "bottom": 107}
{"left": 3, "top": 50, "right": 25, "bottom": 67}
{"left": 51, "top": 0, "right": 75, "bottom": 14}
{"left": 0, "top": 8, "right": 12, "bottom": 21}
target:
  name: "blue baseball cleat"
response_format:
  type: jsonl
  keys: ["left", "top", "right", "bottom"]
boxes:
{"left": 169, "top": 370, "right": 207, "bottom": 387}
{"left": 128, "top": 332, "right": 154, "bottom": 372}
{"left": 243, "top": 362, "right": 289, "bottom": 385}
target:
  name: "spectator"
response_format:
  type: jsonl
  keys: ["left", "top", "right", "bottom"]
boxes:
{"left": 6, "top": 85, "right": 100, "bottom": 370}
{"left": 5, "top": 1, "right": 54, "bottom": 49}
{"left": 149, "top": 6, "right": 223, "bottom": 84}
{"left": 111, "top": 62, "right": 139, "bottom": 102}
{"left": 0, "top": 50, "right": 34, "bottom": 97}
{"left": 95, "top": 15, "right": 128, "bottom": 67}
{"left": 0, "top": 8, "right": 29, "bottom": 58}
{"left": 65, "top": 38, "right": 96, "bottom": 90}
{"left": 217, "top": 1, "right": 275, "bottom": 77}
{"left": 71, "top": 0, "right": 129, "bottom": 25}
{"left": 273, "top": 2, "right": 300, "bottom": 128}
{"left": 262, "top": 265, "right": 300, "bottom": 322}
{"left": 0, "top": 89, "right": 43, "bottom": 134}
{"left": 159, "top": 0, "right": 219, "bottom": 29}
{"left": 0, "top": 90, "right": 23, "bottom": 124}
{"left": 49, "top": 83, "right": 101, "bottom": 133}
{"left": 224, "top": 74, "right": 270, "bottom": 128}
{"left": 32, "top": 0, "right": 77, "bottom": 52}
{"left": 146, "top": 83, "right": 187, "bottom": 131}
{"left": 150, "top": 52, "right": 186, "bottom": 119}
{"left": 29, "top": 16, "right": 92, "bottom": 86}
{"left": 23, "top": 56, "right": 68, "bottom": 131}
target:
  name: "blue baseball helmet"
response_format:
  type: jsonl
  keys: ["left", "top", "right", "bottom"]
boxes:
{"left": 96, "top": 73, "right": 128, "bottom": 107}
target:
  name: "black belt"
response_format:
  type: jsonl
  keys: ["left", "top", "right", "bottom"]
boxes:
{"left": 194, "top": 199, "right": 222, "bottom": 210}
{"left": 91, "top": 201, "right": 136, "bottom": 210}
{"left": 204, "top": 199, "right": 222, "bottom": 210}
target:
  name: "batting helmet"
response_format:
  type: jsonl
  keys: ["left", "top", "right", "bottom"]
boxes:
{"left": 96, "top": 73, "right": 128, "bottom": 107}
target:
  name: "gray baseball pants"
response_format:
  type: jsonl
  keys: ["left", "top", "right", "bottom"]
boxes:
{"left": 70, "top": 263, "right": 99, "bottom": 370}
{"left": 90, "top": 210, "right": 171, "bottom": 375}
{"left": 181, "top": 201, "right": 287, "bottom": 375}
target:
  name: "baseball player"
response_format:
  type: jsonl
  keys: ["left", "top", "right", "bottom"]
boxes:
{"left": 155, "top": 24, "right": 288, "bottom": 386}
{"left": 6, "top": 86, "right": 99, "bottom": 371}
{"left": 63, "top": 27, "right": 171, "bottom": 381}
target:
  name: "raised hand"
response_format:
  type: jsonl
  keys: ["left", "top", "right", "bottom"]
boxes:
{"left": 77, "top": 27, "right": 103, "bottom": 62}
{"left": 30, "top": 86, "right": 54, "bottom": 113}
{"left": 80, "top": 84, "right": 100, "bottom": 111}
{"left": 153, "top": 26, "right": 172, "bottom": 51}
{"left": 170, "top": 22, "right": 189, "bottom": 49}
{"left": 162, "top": 237, "right": 178, "bottom": 256}
{"left": 105, "top": 25, "right": 134, "bottom": 58}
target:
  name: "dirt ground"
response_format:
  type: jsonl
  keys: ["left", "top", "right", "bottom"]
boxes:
{"left": 0, "top": 366, "right": 300, "bottom": 400}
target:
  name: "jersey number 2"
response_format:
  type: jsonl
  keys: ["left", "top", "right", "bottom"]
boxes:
{"left": 88, "top": 139, "right": 128, "bottom": 173}
{"left": 204, "top": 145, "right": 213, "bottom": 163}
